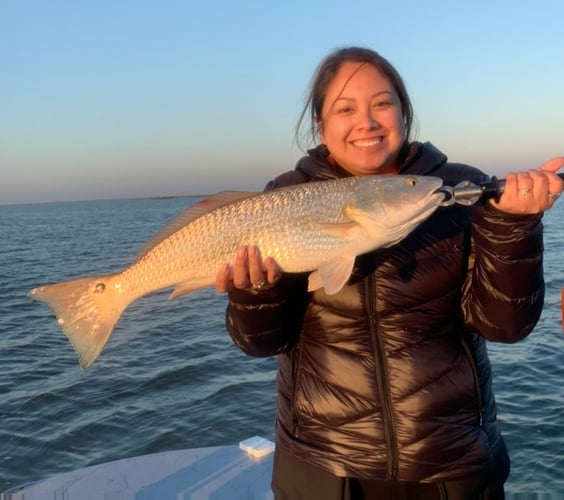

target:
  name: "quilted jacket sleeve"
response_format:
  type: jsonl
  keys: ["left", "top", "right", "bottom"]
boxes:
{"left": 226, "top": 273, "right": 309, "bottom": 356}
{"left": 462, "top": 201, "right": 545, "bottom": 342}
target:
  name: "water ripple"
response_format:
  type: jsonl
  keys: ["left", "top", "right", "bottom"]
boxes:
{"left": 1, "top": 198, "right": 563, "bottom": 494}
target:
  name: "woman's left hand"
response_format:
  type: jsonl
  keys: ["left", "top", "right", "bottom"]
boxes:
{"left": 491, "top": 157, "right": 564, "bottom": 215}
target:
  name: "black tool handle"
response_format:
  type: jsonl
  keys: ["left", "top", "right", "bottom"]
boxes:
{"left": 482, "top": 172, "right": 564, "bottom": 201}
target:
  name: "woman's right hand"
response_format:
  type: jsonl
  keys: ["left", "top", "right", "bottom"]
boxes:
{"left": 490, "top": 157, "right": 563, "bottom": 215}
{"left": 215, "top": 245, "right": 282, "bottom": 293}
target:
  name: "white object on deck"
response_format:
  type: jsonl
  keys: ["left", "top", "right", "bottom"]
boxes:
{"left": 2, "top": 440, "right": 275, "bottom": 500}
{"left": 239, "top": 435, "right": 276, "bottom": 458}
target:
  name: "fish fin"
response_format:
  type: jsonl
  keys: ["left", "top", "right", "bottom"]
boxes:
{"left": 344, "top": 203, "right": 412, "bottom": 248}
{"left": 28, "top": 274, "right": 128, "bottom": 369}
{"left": 169, "top": 278, "right": 211, "bottom": 300}
{"left": 308, "top": 257, "right": 356, "bottom": 295}
{"left": 136, "top": 191, "right": 259, "bottom": 260}
{"left": 307, "top": 271, "right": 323, "bottom": 292}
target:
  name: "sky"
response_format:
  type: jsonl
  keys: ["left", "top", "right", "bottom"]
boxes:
{"left": 1, "top": 0, "right": 563, "bottom": 205}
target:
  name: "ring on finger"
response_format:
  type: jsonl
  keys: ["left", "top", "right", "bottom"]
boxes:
{"left": 252, "top": 279, "right": 266, "bottom": 290}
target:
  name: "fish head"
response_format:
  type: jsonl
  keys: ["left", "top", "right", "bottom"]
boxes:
{"left": 345, "top": 175, "right": 445, "bottom": 244}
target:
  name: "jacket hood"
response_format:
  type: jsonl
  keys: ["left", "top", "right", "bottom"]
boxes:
{"left": 296, "top": 144, "right": 347, "bottom": 180}
{"left": 398, "top": 142, "right": 448, "bottom": 175}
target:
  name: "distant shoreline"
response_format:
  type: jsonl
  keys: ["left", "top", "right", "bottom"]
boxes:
{"left": 126, "top": 194, "right": 209, "bottom": 201}
{"left": 0, "top": 194, "right": 210, "bottom": 207}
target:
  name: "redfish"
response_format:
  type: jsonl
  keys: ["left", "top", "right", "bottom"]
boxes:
{"left": 29, "top": 175, "right": 444, "bottom": 368}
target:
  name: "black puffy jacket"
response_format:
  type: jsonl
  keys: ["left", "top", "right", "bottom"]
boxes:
{"left": 226, "top": 142, "right": 544, "bottom": 484}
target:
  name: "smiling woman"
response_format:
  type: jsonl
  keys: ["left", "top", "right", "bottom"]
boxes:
{"left": 215, "top": 46, "right": 564, "bottom": 500}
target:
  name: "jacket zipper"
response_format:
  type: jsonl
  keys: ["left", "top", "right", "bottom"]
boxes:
{"left": 290, "top": 339, "right": 304, "bottom": 437}
{"left": 460, "top": 333, "right": 484, "bottom": 427}
{"left": 366, "top": 274, "right": 399, "bottom": 479}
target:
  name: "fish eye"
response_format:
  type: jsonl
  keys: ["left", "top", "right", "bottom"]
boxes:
{"left": 406, "top": 178, "right": 417, "bottom": 187}
{"left": 94, "top": 283, "right": 106, "bottom": 293}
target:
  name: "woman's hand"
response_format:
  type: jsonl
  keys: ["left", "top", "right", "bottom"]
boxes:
{"left": 215, "top": 245, "right": 282, "bottom": 293}
{"left": 491, "top": 157, "right": 564, "bottom": 214}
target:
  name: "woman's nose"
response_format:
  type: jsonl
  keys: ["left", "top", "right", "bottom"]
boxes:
{"left": 357, "top": 107, "right": 379, "bottom": 130}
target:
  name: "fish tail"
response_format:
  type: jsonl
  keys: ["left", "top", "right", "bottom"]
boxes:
{"left": 29, "top": 274, "right": 129, "bottom": 369}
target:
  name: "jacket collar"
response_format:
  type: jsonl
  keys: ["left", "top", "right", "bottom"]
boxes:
{"left": 398, "top": 142, "right": 448, "bottom": 176}
{"left": 296, "top": 142, "right": 449, "bottom": 180}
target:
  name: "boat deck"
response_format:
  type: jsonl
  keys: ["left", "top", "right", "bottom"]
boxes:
{"left": 2, "top": 440, "right": 274, "bottom": 499}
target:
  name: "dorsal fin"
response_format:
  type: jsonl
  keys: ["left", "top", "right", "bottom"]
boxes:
{"left": 135, "top": 191, "right": 258, "bottom": 260}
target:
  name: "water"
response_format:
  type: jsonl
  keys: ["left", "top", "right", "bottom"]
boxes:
{"left": 1, "top": 198, "right": 563, "bottom": 495}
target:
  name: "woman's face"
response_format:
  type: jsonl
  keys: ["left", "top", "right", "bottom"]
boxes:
{"left": 318, "top": 61, "right": 406, "bottom": 176}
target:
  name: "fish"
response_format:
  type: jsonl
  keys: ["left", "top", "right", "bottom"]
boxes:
{"left": 29, "top": 174, "right": 445, "bottom": 369}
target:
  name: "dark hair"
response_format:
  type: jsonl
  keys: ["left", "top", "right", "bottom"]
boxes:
{"left": 295, "top": 47, "right": 414, "bottom": 151}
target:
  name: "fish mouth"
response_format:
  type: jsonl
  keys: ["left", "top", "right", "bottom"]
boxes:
{"left": 409, "top": 184, "right": 446, "bottom": 218}
{"left": 405, "top": 188, "right": 446, "bottom": 227}
{"left": 414, "top": 189, "right": 445, "bottom": 213}
{"left": 431, "top": 187, "right": 447, "bottom": 205}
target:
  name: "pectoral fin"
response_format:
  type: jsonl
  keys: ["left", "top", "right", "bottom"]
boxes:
{"left": 317, "top": 221, "right": 358, "bottom": 238}
{"left": 308, "top": 257, "right": 356, "bottom": 295}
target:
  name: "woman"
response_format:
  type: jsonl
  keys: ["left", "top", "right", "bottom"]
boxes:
{"left": 215, "top": 47, "right": 563, "bottom": 499}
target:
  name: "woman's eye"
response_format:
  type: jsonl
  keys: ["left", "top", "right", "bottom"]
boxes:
{"left": 337, "top": 106, "right": 353, "bottom": 114}
{"left": 374, "top": 100, "right": 392, "bottom": 108}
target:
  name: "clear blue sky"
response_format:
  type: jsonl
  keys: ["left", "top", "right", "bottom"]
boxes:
{"left": 2, "top": 0, "right": 563, "bottom": 204}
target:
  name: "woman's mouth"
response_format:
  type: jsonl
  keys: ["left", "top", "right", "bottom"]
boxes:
{"left": 352, "top": 137, "right": 383, "bottom": 148}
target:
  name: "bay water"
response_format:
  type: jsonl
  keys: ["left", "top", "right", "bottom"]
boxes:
{"left": 1, "top": 197, "right": 563, "bottom": 495}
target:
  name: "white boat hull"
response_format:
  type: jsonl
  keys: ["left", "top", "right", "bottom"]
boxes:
{"left": 3, "top": 441, "right": 274, "bottom": 499}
